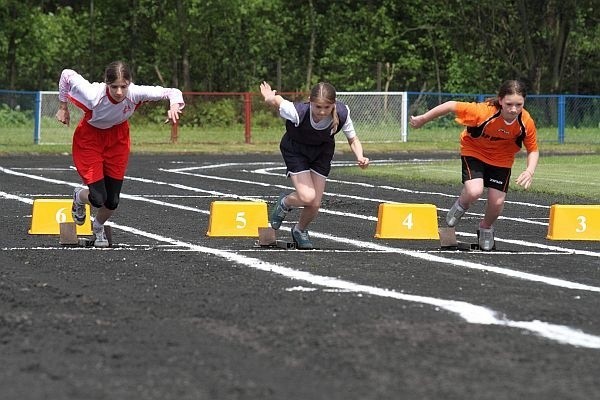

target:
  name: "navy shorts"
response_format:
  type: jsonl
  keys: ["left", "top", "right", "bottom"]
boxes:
{"left": 280, "top": 133, "right": 335, "bottom": 177}
{"left": 461, "top": 156, "right": 512, "bottom": 193}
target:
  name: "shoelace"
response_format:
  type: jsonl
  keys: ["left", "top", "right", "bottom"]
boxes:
{"left": 297, "top": 230, "right": 310, "bottom": 241}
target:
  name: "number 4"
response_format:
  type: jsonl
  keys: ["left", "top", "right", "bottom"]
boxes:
{"left": 403, "top": 212, "right": 414, "bottom": 230}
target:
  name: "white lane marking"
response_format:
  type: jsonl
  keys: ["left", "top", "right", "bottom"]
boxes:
{"left": 2, "top": 166, "right": 600, "bottom": 292}
{"left": 161, "top": 164, "right": 550, "bottom": 226}
{"left": 3, "top": 186, "right": 600, "bottom": 348}
{"left": 457, "top": 232, "right": 600, "bottom": 258}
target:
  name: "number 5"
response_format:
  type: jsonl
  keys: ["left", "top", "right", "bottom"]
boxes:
{"left": 236, "top": 212, "right": 247, "bottom": 229}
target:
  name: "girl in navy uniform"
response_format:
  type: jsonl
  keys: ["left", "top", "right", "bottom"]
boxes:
{"left": 260, "top": 81, "right": 369, "bottom": 249}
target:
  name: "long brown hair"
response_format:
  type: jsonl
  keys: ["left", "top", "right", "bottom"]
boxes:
{"left": 104, "top": 61, "right": 132, "bottom": 84}
{"left": 486, "top": 80, "right": 527, "bottom": 108}
{"left": 309, "top": 82, "right": 339, "bottom": 132}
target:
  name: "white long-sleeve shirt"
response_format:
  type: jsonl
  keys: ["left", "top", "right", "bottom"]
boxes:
{"left": 58, "top": 69, "right": 184, "bottom": 129}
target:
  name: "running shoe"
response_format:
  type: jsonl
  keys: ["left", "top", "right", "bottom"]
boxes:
{"left": 72, "top": 187, "right": 86, "bottom": 226}
{"left": 446, "top": 200, "right": 466, "bottom": 227}
{"left": 93, "top": 223, "right": 109, "bottom": 248}
{"left": 291, "top": 225, "right": 314, "bottom": 250}
{"left": 477, "top": 227, "right": 495, "bottom": 251}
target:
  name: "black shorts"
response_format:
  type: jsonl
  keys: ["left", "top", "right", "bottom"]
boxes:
{"left": 461, "top": 156, "right": 512, "bottom": 193}
{"left": 280, "top": 133, "right": 335, "bottom": 177}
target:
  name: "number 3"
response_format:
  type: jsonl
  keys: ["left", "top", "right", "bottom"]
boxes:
{"left": 576, "top": 215, "right": 587, "bottom": 233}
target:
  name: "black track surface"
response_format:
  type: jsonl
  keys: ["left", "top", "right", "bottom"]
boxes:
{"left": 1, "top": 154, "right": 599, "bottom": 400}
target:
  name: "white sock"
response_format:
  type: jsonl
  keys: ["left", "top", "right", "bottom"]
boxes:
{"left": 93, "top": 220, "right": 103, "bottom": 230}
{"left": 75, "top": 190, "right": 84, "bottom": 205}
{"left": 281, "top": 197, "right": 290, "bottom": 211}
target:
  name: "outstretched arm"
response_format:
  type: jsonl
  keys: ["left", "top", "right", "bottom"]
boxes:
{"left": 515, "top": 150, "right": 539, "bottom": 189}
{"left": 409, "top": 101, "right": 457, "bottom": 129}
{"left": 260, "top": 81, "right": 284, "bottom": 108}
{"left": 348, "top": 136, "right": 369, "bottom": 169}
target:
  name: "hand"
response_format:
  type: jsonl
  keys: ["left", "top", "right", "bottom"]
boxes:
{"left": 166, "top": 104, "right": 183, "bottom": 124}
{"left": 409, "top": 115, "right": 426, "bottom": 129}
{"left": 516, "top": 170, "right": 534, "bottom": 189}
{"left": 357, "top": 156, "right": 370, "bottom": 169}
{"left": 55, "top": 108, "right": 70, "bottom": 126}
{"left": 260, "top": 81, "right": 277, "bottom": 103}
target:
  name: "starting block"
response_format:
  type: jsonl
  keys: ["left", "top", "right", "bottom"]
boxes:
{"left": 375, "top": 203, "right": 439, "bottom": 239}
{"left": 59, "top": 222, "right": 113, "bottom": 247}
{"left": 547, "top": 204, "right": 600, "bottom": 241}
{"left": 29, "top": 199, "right": 92, "bottom": 235}
{"left": 439, "top": 227, "right": 479, "bottom": 251}
{"left": 255, "top": 227, "right": 296, "bottom": 249}
{"left": 206, "top": 201, "right": 269, "bottom": 237}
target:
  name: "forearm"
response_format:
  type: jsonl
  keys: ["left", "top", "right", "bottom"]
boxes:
{"left": 525, "top": 150, "right": 539, "bottom": 174}
{"left": 410, "top": 101, "right": 457, "bottom": 128}
{"left": 348, "top": 136, "right": 364, "bottom": 158}
{"left": 421, "top": 101, "right": 457, "bottom": 123}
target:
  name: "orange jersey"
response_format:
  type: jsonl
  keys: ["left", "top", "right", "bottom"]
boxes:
{"left": 455, "top": 102, "right": 538, "bottom": 168}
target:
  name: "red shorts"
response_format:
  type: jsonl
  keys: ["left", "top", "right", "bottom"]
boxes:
{"left": 72, "top": 120, "right": 131, "bottom": 184}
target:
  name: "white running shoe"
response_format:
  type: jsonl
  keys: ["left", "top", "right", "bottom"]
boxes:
{"left": 93, "top": 223, "right": 109, "bottom": 248}
{"left": 478, "top": 227, "right": 495, "bottom": 251}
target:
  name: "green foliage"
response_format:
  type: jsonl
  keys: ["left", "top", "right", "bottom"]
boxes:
{"left": 0, "top": 0, "right": 599, "bottom": 94}
{"left": 181, "top": 99, "right": 241, "bottom": 128}
{"left": 0, "top": 103, "right": 30, "bottom": 126}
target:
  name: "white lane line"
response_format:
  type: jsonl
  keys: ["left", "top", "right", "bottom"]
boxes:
{"left": 2, "top": 166, "right": 600, "bottom": 291}
{"left": 11, "top": 192, "right": 600, "bottom": 348}
{"left": 160, "top": 167, "right": 547, "bottom": 226}
{"left": 3, "top": 187, "right": 600, "bottom": 348}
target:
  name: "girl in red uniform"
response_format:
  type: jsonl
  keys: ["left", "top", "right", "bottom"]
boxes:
{"left": 409, "top": 80, "right": 539, "bottom": 251}
{"left": 55, "top": 61, "right": 184, "bottom": 247}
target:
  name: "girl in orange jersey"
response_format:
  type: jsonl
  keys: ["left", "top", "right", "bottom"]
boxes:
{"left": 409, "top": 80, "right": 539, "bottom": 251}
{"left": 56, "top": 61, "right": 184, "bottom": 247}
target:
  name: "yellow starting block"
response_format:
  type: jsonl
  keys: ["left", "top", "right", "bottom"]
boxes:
{"left": 546, "top": 204, "right": 600, "bottom": 241}
{"left": 206, "top": 201, "right": 269, "bottom": 237}
{"left": 375, "top": 203, "right": 439, "bottom": 239}
{"left": 28, "top": 199, "right": 92, "bottom": 235}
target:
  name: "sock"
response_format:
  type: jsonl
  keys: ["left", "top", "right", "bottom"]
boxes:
{"left": 75, "top": 190, "right": 84, "bottom": 205}
{"left": 479, "top": 221, "right": 492, "bottom": 230}
{"left": 93, "top": 220, "right": 103, "bottom": 230}
{"left": 281, "top": 196, "right": 290, "bottom": 211}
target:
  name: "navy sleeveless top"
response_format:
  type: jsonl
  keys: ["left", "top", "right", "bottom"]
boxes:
{"left": 284, "top": 101, "right": 348, "bottom": 146}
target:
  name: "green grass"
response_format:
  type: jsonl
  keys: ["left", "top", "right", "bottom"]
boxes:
{"left": 335, "top": 153, "right": 600, "bottom": 201}
{"left": 2, "top": 123, "right": 600, "bottom": 201}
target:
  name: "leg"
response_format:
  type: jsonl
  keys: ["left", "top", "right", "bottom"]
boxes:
{"left": 94, "top": 176, "right": 122, "bottom": 225}
{"left": 447, "top": 178, "right": 484, "bottom": 227}
{"left": 481, "top": 188, "right": 506, "bottom": 229}
{"left": 289, "top": 171, "right": 326, "bottom": 231}
{"left": 458, "top": 178, "right": 485, "bottom": 208}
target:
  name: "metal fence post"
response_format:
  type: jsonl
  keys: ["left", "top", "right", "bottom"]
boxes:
{"left": 558, "top": 95, "right": 565, "bottom": 144}
{"left": 244, "top": 92, "right": 252, "bottom": 144}
{"left": 34, "top": 91, "right": 41, "bottom": 144}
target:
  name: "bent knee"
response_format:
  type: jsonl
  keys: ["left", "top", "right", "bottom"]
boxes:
{"left": 297, "top": 191, "right": 317, "bottom": 205}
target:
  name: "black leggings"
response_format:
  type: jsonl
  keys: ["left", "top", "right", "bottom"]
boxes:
{"left": 87, "top": 176, "right": 123, "bottom": 210}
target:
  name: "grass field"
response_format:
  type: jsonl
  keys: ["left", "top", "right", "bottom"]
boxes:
{"left": 2, "top": 123, "right": 599, "bottom": 201}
